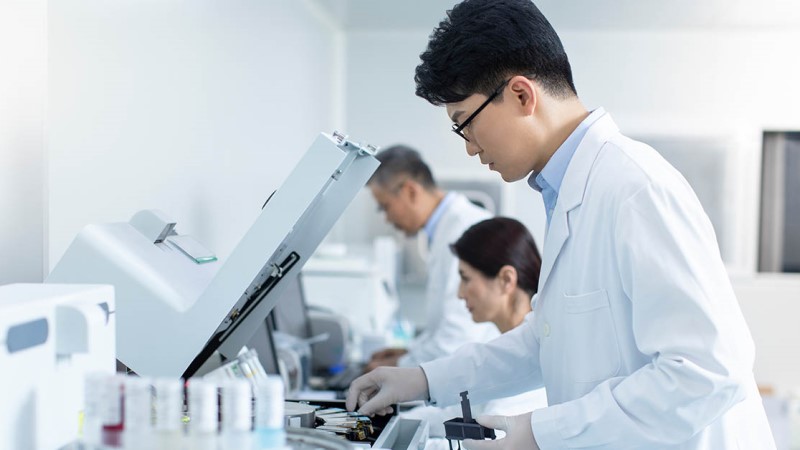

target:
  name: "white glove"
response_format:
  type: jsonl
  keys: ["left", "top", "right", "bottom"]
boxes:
{"left": 345, "top": 366, "right": 429, "bottom": 416}
{"left": 464, "top": 412, "right": 539, "bottom": 450}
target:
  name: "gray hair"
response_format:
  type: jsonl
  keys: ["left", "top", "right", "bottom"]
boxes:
{"left": 368, "top": 145, "right": 437, "bottom": 190}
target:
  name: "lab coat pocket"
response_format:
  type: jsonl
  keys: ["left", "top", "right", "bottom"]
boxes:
{"left": 563, "top": 289, "right": 621, "bottom": 383}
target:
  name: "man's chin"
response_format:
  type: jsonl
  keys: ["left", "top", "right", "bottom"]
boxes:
{"left": 498, "top": 171, "right": 520, "bottom": 182}
{"left": 396, "top": 226, "right": 419, "bottom": 238}
{"left": 497, "top": 169, "right": 530, "bottom": 183}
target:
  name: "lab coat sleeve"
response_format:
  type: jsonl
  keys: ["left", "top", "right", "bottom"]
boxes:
{"left": 421, "top": 312, "right": 545, "bottom": 408}
{"left": 531, "top": 182, "right": 756, "bottom": 449}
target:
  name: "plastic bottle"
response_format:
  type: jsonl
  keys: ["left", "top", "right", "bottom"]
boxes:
{"left": 100, "top": 374, "right": 125, "bottom": 448}
{"left": 187, "top": 379, "right": 219, "bottom": 450}
{"left": 81, "top": 372, "right": 107, "bottom": 449}
{"left": 254, "top": 376, "right": 286, "bottom": 449}
{"left": 220, "top": 379, "right": 253, "bottom": 450}
{"left": 154, "top": 378, "right": 184, "bottom": 449}
{"left": 122, "top": 376, "right": 153, "bottom": 449}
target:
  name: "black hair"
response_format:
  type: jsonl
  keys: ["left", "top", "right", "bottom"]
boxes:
{"left": 368, "top": 145, "right": 437, "bottom": 191}
{"left": 415, "top": 0, "right": 577, "bottom": 105}
{"left": 451, "top": 217, "right": 541, "bottom": 296}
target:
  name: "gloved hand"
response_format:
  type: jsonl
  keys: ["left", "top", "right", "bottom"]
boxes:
{"left": 345, "top": 366, "right": 429, "bottom": 416}
{"left": 464, "top": 412, "right": 539, "bottom": 450}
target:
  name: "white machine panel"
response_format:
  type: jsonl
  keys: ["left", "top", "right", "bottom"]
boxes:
{"left": 0, "top": 284, "right": 115, "bottom": 450}
{"left": 47, "top": 132, "right": 379, "bottom": 378}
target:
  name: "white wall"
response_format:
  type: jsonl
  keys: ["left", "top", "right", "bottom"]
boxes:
{"left": 0, "top": 0, "right": 47, "bottom": 284}
{"left": 734, "top": 275, "right": 800, "bottom": 394}
{"left": 47, "top": 0, "right": 344, "bottom": 268}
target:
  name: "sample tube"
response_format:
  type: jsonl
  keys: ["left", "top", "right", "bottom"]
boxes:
{"left": 240, "top": 360, "right": 256, "bottom": 383}
{"left": 245, "top": 349, "right": 269, "bottom": 382}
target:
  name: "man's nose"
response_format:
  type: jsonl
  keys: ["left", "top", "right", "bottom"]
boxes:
{"left": 465, "top": 140, "right": 480, "bottom": 157}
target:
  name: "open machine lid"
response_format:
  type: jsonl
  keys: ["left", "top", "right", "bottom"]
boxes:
{"left": 47, "top": 132, "right": 380, "bottom": 378}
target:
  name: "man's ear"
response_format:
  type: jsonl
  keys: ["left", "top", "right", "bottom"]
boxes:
{"left": 509, "top": 75, "right": 537, "bottom": 116}
{"left": 404, "top": 179, "right": 421, "bottom": 202}
{"left": 497, "top": 265, "right": 519, "bottom": 294}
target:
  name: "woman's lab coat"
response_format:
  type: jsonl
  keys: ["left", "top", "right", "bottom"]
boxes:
{"left": 398, "top": 193, "right": 499, "bottom": 368}
{"left": 421, "top": 113, "right": 776, "bottom": 449}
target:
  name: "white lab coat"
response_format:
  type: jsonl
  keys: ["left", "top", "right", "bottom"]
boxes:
{"left": 421, "top": 113, "right": 776, "bottom": 449}
{"left": 398, "top": 193, "right": 499, "bottom": 368}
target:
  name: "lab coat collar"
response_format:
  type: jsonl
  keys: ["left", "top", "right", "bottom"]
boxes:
{"left": 538, "top": 112, "right": 620, "bottom": 292}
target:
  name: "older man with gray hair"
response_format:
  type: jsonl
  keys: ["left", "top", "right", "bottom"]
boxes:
{"left": 365, "top": 144, "right": 498, "bottom": 370}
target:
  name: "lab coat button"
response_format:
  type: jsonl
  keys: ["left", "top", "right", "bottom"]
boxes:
{"left": 543, "top": 322, "right": 551, "bottom": 337}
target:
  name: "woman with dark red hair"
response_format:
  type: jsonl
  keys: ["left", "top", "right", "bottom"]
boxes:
{"left": 402, "top": 217, "right": 547, "bottom": 440}
{"left": 451, "top": 217, "right": 542, "bottom": 335}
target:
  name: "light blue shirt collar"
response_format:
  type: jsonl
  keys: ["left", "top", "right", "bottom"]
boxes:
{"left": 424, "top": 192, "right": 457, "bottom": 243}
{"left": 528, "top": 108, "right": 606, "bottom": 225}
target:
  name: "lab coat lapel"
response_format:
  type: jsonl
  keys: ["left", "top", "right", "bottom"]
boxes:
{"left": 538, "top": 114, "right": 621, "bottom": 292}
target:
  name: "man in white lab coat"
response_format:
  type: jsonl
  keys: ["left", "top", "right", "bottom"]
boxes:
{"left": 347, "top": 0, "right": 776, "bottom": 449}
{"left": 365, "top": 145, "right": 498, "bottom": 370}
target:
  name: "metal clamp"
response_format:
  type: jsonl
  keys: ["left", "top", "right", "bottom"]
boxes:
{"left": 331, "top": 130, "right": 379, "bottom": 156}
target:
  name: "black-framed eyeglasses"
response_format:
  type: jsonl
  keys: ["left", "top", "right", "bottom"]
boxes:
{"left": 451, "top": 78, "right": 511, "bottom": 142}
